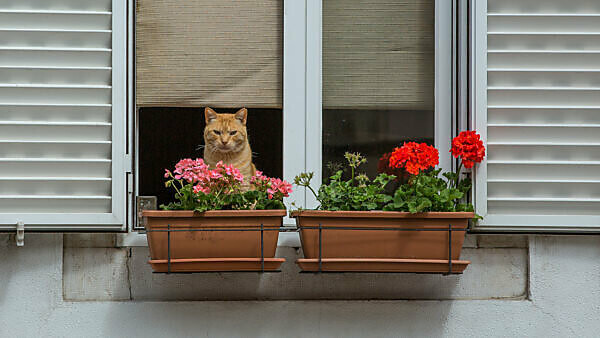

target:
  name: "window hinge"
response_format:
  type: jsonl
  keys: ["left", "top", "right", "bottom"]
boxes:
{"left": 16, "top": 221, "right": 24, "bottom": 247}
{"left": 124, "top": 154, "right": 132, "bottom": 173}
{"left": 127, "top": 172, "right": 134, "bottom": 195}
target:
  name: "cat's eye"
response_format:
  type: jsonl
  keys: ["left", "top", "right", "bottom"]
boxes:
{"left": 213, "top": 130, "right": 221, "bottom": 135}
{"left": 229, "top": 131, "right": 237, "bottom": 136}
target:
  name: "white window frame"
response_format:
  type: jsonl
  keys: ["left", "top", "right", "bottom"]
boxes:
{"left": 470, "top": 0, "right": 600, "bottom": 232}
{"left": 124, "top": 0, "right": 455, "bottom": 243}
{"left": 283, "top": 0, "right": 455, "bottom": 215}
{"left": 0, "top": 0, "right": 128, "bottom": 232}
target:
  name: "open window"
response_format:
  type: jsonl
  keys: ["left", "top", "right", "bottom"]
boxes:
{"left": 134, "top": 1, "right": 283, "bottom": 228}
{"left": 296, "top": 0, "right": 454, "bottom": 207}
{"left": 133, "top": 0, "right": 455, "bottom": 228}
{"left": 321, "top": 0, "right": 440, "bottom": 181}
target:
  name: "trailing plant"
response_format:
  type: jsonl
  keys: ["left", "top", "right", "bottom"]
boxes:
{"left": 161, "top": 158, "right": 292, "bottom": 212}
{"left": 295, "top": 152, "right": 395, "bottom": 211}
{"left": 383, "top": 131, "right": 485, "bottom": 215}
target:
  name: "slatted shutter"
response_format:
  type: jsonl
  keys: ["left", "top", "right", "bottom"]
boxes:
{"left": 0, "top": 0, "right": 127, "bottom": 231}
{"left": 473, "top": 0, "right": 600, "bottom": 231}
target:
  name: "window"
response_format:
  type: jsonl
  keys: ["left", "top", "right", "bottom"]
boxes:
{"left": 286, "top": 0, "right": 454, "bottom": 210}
{"left": 134, "top": 0, "right": 284, "bottom": 225}
{"left": 472, "top": 0, "right": 600, "bottom": 231}
{"left": 0, "top": 0, "right": 128, "bottom": 231}
{"left": 321, "top": 0, "right": 436, "bottom": 181}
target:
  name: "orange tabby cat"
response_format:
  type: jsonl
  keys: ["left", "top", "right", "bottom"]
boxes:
{"left": 203, "top": 107, "right": 256, "bottom": 188}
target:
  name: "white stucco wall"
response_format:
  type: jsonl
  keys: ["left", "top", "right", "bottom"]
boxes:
{"left": 0, "top": 234, "right": 599, "bottom": 337}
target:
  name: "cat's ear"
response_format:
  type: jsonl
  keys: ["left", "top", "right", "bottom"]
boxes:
{"left": 205, "top": 107, "right": 218, "bottom": 124}
{"left": 235, "top": 108, "right": 248, "bottom": 125}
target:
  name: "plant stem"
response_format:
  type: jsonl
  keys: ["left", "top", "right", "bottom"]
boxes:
{"left": 455, "top": 162, "right": 463, "bottom": 189}
{"left": 306, "top": 185, "right": 318, "bottom": 199}
{"left": 171, "top": 179, "right": 183, "bottom": 199}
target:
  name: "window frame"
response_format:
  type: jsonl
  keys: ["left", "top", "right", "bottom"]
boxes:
{"left": 283, "top": 0, "right": 455, "bottom": 215}
{"left": 127, "top": 0, "right": 456, "bottom": 234}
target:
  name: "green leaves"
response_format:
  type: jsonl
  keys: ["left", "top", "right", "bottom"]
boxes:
{"left": 317, "top": 172, "right": 394, "bottom": 211}
{"left": 293, "top": 151, "right": 477, "bottom": 215}
{"left": 383, "top": 169, "right": 474, "bottom": 213}
{"left": 294, "top": 168, "right": 395, "bottom": 211}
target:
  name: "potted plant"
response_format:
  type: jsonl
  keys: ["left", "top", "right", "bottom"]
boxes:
{"left": 291, "top": 131, "right": 485, "bottom": 273}
{"left": 143, "top": 159, "right": 293, "bottom": 272}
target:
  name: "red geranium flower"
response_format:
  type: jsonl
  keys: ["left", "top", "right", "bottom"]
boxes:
{"left": 378, "top": 152, "right": 409, "bottom": 182}
{"left": 451, "top": 131, "right": 485, "bottom": 169}
{"left": 389, "top": 142, "right": 439, "bottom": 175}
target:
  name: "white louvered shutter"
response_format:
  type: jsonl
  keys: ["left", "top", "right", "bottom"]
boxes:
{"left": 473, "top": 0, "right": 600, "bottom": 231}
{"left": 0, "top": 0, "right": 127, "bottom": 231}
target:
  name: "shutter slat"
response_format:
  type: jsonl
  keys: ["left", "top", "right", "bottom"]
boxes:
{"left": 0, "top": 125, "right": 110, "bottom": 141}
{"left": 0, "top": 199, "right": 111, "bottom": 214}
{"left": 489, "top": 126, "right": 600, "bottom": 143}
{"left": 0, "top": 162, "right": 110, "bottom": 178}
{"left": 0, "top": 67, "right": 111, "bottom": 86}
{"left": 0, "top": 142, "right": 110, "bottom": 159}
{"left": 0, "top": 180, "right": 110, "bottom": 196}
{"left": 0, "top": 0, "right": 111, "bottom": 11}
{"left": 489, "top": 16, "right": 600, "bottom": 32}
{"left": 0, "top": 50, "right": 111, "bottom": 67}
{"left": 0, "top": 87, "right": 111, "bottom": 104}
{"left": 0, "top": 12, "right": 111, "bottom": 30}
{"left": 489, "top": 145, "right": 600, "bottom": 161}
{"left": 488, "top": 202, "right": 600, "bottom": 217}
{"left": 488, "top": 164, "right": 598, "bottom": 180}
{"left": 488, "top": 197, "right": 600, "bottom": 202}
{"left": 0, "top": 30, "right": 110, "bottom": 49}
{"left": 488, "top": 52, "right": 600, "bottom": 69}
{"left": 489, "top": 71, "right": 600, "bottom": 87}
{"left": 0, "top": 0, "right": 124, "bottom": 229}
{"left": 489, "top": 182, "right": 600, "bottom": 197}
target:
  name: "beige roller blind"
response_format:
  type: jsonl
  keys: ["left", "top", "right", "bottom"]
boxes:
{"left": 323, "top": 0, "right": 434, "bottom": 111}
{"left": 136, "top": 0, "right": 283, "bottom": 108}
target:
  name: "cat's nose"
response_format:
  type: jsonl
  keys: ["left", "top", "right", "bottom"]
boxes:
{"left": 222, "top": 140, "right": 229, "bottom": 145}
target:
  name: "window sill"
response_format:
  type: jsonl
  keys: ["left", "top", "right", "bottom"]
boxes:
{"left": 117, "top": 230, "right": 302, "bottom": 248}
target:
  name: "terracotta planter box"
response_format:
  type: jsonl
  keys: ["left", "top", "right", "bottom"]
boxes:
{"left": 143, "top": 210, "right": 286, "bottom": 272}
{"left": 290, "top": 210, "right": 473, "bottom": 273}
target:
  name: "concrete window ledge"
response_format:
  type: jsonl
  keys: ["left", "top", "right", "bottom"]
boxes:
{"left": 64, "top": 233, "right": 529, "bottom": 302}
{"left": 116, "top": 231, "right": 302, "bottom": 247}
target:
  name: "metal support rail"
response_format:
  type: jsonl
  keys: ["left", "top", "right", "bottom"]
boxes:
{"left": 298, "top": 223, "right": 466, "bottom": 275}
{"left": 147, "top": 223, "right": 466, "bottom": 275}
{"left": 146, "top": 224, "right": 285, "bottom": 274}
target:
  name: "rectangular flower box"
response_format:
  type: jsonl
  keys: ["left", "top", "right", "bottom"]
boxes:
{"left": 291, "top": 210, "right": 472, "bottom": 273}
{"left": 143, "top": 209, "right": 286, "bottom": 272}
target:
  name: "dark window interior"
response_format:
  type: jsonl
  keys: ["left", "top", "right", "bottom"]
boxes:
{"left": 322, "top": 109, "right": 434, "bottom": 186}
{"left": 138, "top": 107, "right": 283, "bottom": 206}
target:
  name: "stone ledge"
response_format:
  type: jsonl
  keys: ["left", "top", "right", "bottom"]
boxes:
{"left": 477, "top": 235, "right": 529, "bottom": 248}
{"left": 63, "top": 247, "right": 130, "bottom": 301}
{"left": 125, "top": 246, "right": 527, "bottom": 301}
{"left": 64, "top": 234, "right": 116, "bottom": 248}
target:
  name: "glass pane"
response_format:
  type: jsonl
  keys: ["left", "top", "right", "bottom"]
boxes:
{"left": 322, "top": 0, "right": 435, "bottom": 182}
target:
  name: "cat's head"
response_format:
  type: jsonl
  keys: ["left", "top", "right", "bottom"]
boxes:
{"left": 204, "top": 107, "right": 249, "bottom": 153}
